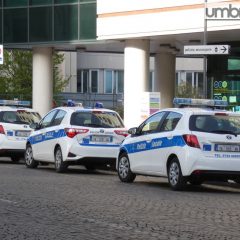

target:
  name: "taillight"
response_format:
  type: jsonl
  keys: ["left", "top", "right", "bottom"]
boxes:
{"left": 0, "top": 125, "right": 5, "bottom": 135}
{"left": 64, "top": 128, "right": 89, "bottom": 138}
{"left": 114, "top": 129, "right": 129, "bottom": 137}
{"left": 183, "top": 134, "right": 200, "bottom": 148}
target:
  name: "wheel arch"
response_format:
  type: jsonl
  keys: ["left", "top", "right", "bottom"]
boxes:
{"left": 116, "top": 148, "right": 128, "bottom": 169}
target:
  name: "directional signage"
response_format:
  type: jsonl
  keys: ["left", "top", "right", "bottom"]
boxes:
{"left": 184, "top": 45, "right": 230, "bottom": 55}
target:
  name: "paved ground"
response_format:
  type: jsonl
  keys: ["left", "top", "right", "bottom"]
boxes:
{"left": 0, "top": 158, "right": 240, "bottom": 240}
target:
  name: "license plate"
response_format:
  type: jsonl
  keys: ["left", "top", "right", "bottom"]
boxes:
{"left": 215, "top": 144, "right": 240, "bottom": 152}
{"left": 15, "top": 131, "right": 31, "bottom": 137}
{"left": 91, "top": 135, "right": 111, "bottom": 143}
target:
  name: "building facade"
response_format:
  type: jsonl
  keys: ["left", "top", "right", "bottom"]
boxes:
{"left": 0, "top": 0, "right": 240, "bottom": 127}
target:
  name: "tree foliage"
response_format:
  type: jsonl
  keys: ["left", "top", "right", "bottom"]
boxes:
{"left": 176, "top": 82, "right": 203, "bottom": 99}
{"left": 0, "top": 49, "right": 69, "bottom": 101}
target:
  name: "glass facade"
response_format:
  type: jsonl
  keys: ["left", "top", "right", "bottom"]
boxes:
{"left": 0, "top": 0, "right": 96, "bottom": 44}
{"left": 208, "top": 45, "right": 240, "bottom": 111}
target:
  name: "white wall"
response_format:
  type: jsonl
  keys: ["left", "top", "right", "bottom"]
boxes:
{"left": 97, "top": 0, "right": 240, "bottom": 40}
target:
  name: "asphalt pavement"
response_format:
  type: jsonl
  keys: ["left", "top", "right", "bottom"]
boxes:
{"left": 0, "top": 158, "right": 240, "bottom": 240}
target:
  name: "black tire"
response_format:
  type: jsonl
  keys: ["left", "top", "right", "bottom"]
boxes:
{"left": 54, "top": 146, "right": 68, "bottom": 173}
{"left": 85, "top": 164, "right": 96, "bottom": 171}
{"left": 118, "top": 153, "right": 136, "bottom": 183}
{"left": 167, "top": 157, "right": 186, "bottom": 191}
{"left": 11, "top": 156, "right": 21, "bottom": 163}
{"left": 25, "top": 144, "right": 38, "bottom": 168}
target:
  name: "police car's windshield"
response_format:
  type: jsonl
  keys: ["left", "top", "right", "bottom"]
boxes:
{"left": 189, "top": 114, "right": 240, "bottom": 135}
{"left": 71, "top": 111, "right": 124, "bottom": 128}
{"left": 0, "top": 111, "right": 41, "bottom": 125}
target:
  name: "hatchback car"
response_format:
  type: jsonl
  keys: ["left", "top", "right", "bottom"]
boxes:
{"left": 25, "top": 106, "right": 127, "bottom": 172}
{"left": 117, "top": 98, "right": 240, "bottom": 190}
{"left": 0, "top": 100, "right": 41, "bottom": 162}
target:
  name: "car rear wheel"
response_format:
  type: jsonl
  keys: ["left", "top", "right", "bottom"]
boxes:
{"left": 168, "top": 158, "right": 186, "bottom": 191}
{"left": 118, "top": 153, "right": 136, "bottom": 183}
{"left": 25, "top": 144, "right": 38, "bottom": 168}
{"left": 55, "top": 146, "right": 68, "bottom": 173}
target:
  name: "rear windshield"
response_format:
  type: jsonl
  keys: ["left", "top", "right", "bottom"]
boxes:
{"left": 189, "top": 114, "right": 240, "bottom": 135}
{"left": 0, "top": 111, "right": 41, "bottom": 125}
{"left": 70, "top": 111, "right": 124, "bottom": 128}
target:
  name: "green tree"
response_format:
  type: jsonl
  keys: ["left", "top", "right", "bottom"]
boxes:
{"left": 176, "top": 82, "right": 203, "bottom": 99}
{"left": 0, "top": 49, "right": 69, "bottom": 102}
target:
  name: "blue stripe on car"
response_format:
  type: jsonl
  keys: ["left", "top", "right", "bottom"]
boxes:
{"left": 28, "top": 129, "right": 66, "bottom": 145}
{"left": 121, "top": 135, "right": 186, "bottom": 154}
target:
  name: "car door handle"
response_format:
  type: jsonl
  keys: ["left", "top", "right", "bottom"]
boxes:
{"left": 145, "top": 138, "right": 152, "bottom": 143}
{"left": 167, "top": 135, "right": 173, "bottom": 140}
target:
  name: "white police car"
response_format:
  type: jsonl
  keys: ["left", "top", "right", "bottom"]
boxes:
{"left": 117, "top": 98, "right": 240, "bottom": 190}
{"left": 0, "top": 100, "right": 41, "bottom": 162}
{"left": 25, "top": 105, "right": 127, "bottom": 172}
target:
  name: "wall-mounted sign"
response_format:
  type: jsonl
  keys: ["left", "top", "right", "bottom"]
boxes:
{"left": 184, "top": 45, "right": 230, "bottom": 55}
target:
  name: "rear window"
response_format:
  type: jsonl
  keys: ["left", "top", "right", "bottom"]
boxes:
{"left": 189, "top": 114, "right": 240, "bottom": 135}
{"left": 0, "top": 111, "right": 41, "bottom": 125}
{"left": 70, "top": 111, "right": 124, "bottom": 128}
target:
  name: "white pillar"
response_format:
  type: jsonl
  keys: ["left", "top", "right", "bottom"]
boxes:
{"left": 154, "top": 52, "right": 176, "bottom": 109}
{"left": 32, "top": 47, "right": 53, "bottom": 117}
{"left": 124, "top": 39, "right": 149, "bottom": 129}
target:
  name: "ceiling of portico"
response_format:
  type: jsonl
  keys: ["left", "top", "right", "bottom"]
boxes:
{"left": 7, "top": 28, "right": 240, "bottom": 56}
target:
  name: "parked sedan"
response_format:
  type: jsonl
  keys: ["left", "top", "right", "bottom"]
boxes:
{"left": 25, "top": 106, "right": 128, "bottom": 172}
{"left": 117, "top": 98, "right": 240, "bottom": 190}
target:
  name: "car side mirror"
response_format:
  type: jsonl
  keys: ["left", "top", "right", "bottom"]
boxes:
{"left": 30, "top": 122, "right": 41, "bottom": 130}
{"left": 128, "top": 127, "right": 138, "bottom": 135}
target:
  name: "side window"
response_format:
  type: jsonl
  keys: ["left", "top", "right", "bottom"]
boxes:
{"left": 161, "top": 112, "right": 182, "bottom": 132}
{"left": 140, "top": 112, "right": 166, "bottom": 135}
{"left": 51, "top": 110, "right": 66, "bottom": 126}
{"left": 40, "top": 110, "right": 58, "bottom": 129}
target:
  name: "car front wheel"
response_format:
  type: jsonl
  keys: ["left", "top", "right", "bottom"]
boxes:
{"left": 54, "top": 146, "right": 68, "bottom": 173}
{"left": 118, "top": 153, "right": 136, "bottom": 183}
{"left": 168, "top": 158, "right": 186, "bottom": 191}
{"left": 25, "top": 144, "right": 38, "bottom": 168}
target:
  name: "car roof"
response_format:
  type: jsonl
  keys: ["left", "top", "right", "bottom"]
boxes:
{"left": 156, "top": 107, "right": 239, "bottom": 115}
{"left": 0, "top": 106, "right": 36, "bottom": 112}
{"left": 55, "top": 107, "right": 118, "bottom": 113}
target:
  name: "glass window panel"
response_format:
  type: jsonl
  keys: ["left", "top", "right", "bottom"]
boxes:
{"left": 105, "top": 71, "right": 113, "bottom": 94}
{"left": 30, "top": 0, "right": 53, "bottom": 5}
{"left": 186, "top": 72, "right": 192, "bottom": 86}
{"left": 80, "top": 3, "right": 96, "bottom": 39}
{"left": 29, "top": 7, "right": 52, "bottom": 42}
{"left": 4, "top": 8, "right": 28, "bottom": 43}
{"left": 91, "top": 70, "right": 98, "bottom": 93}
{"left": 80, "top": 0, "right": 95, "bottom": 2}
{"left": 77, "top": 70, "right": 82, "bottom": 92}
{"left": 54, "top": 5, "right": 78, "bottom": 41}
{"left": 54, "top": 0, "right": 78, "bottom": 3}
{"left": 0, "top": 10, "right": 2, "bottom": 43}
{"left": 82, "top": 70, "right": 88, "bottom": 93}
{"left": 4, "top": 0, "right": 27, "bottom": 7}
{"left": 117, "top": 70, "right": 124, "bottom": 93}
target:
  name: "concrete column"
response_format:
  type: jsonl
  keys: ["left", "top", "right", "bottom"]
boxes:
{"left": 124, "top": 39, "right": 149, "bottom": 128}
{"left": 32, "top": 47, "right": 53, "bottom": 117}
{"left": 154, "top": 52, "right": 176, "bottom": 109}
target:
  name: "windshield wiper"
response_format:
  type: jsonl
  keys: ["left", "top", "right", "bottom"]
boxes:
{"left": 210, "top": 130, "right": 238, "bottom": 137}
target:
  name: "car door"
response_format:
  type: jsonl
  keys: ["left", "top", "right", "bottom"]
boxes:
{"left": 129, "top": 111, "right": 167, "bottom": 173}
{"left": 151, "top": 111, "right": 183, "bottom": 173}
{"left": 32, "top": 109, "right": 58, "bottom": 160}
